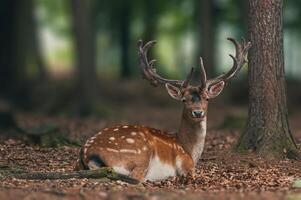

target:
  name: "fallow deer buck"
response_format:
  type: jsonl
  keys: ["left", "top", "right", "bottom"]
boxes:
{"left": 75, "top": 38, "right": 251, "bottom": 182}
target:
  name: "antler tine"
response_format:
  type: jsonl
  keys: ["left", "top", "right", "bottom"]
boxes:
{"left": 199, "top": 57, "right": 207, "bottom": 89}
{"left": 183, "top": 67, "right": 194, "bottom": 88}
{"left": 206, "top": 38, "right": 251, "bottom": 86}
{"left": 138, "top": 40, "right": 192, "bottom": 87}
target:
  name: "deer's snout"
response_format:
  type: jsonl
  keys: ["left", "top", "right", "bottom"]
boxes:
{"left": 191, "top": 110, "right": 205, "bottom": 118}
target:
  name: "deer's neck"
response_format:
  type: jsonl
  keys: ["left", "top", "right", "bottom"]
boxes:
{"left": 176, "top": 109, "right": 207, "bottom": 165}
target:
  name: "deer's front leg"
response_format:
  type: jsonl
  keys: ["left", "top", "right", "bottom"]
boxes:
{"left": 176, "top": 155, "right": 194, "bottom": 177}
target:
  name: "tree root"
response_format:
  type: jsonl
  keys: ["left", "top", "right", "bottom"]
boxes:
{"left": 1, "top": 166, "right": 139, "bottom": 184}
{"left": 287, "top": 149, "right": 301, "bottom": 161}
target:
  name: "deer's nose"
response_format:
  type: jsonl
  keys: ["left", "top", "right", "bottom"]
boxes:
{"left": 192, "top": 110, "right": 205, "bottom": 118}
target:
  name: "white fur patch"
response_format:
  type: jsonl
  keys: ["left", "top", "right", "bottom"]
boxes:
{"left": 109, "top": 137, "right": 115, "bottom": 141}
{"left": 131, "top": 132, "right": 137, "bottom": 136}
{"left": 126, "top": 138, "right": 135, "bottom": 144}
{"left": 121, "top": 136, "right": 125, "bottom": 139}
{"left": 191, "top": 120, "right": 207, "bottom": 163}
{"left": 144, "top": 155, "right": 176, "bottom": 181}
{"left": 122, "top": 125, "right": 129, "bottom": 128}
{"left": 113, "top": 128, "right": 119, "bottom": 131}
{"left": 175, "top": 157, "right": 184, "bottom": 175}
{"left": 142, "top": 146, "right": 148, "bottom": 151}
{"left": 88, "top": 160, "right": 100, "bottom": 170}
{"left": 113, "top": 166, "right": 130, "bottom": 176}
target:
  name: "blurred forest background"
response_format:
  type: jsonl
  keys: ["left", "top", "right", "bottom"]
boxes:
{"left": 0, "top": 0, "right": 301, "bottom": 118}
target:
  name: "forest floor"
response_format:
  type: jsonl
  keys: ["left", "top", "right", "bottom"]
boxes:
{"left": 1, "top": 81, "right": 301, "bottom": 200}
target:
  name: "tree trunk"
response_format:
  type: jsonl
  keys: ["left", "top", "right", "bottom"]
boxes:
{"left": 237, "top": 0, "right": 248, "bottom": 35}
{"left": 0, "top": 0, "right": 16, "bottom": 96}
{"left": 70, "top": 0, "right": 97, "bottom": 115}
{"left": 0, "top": 0, "right": 31, "bottom": 106}
{"left": 120, "top": 1, "right": 131, "bottom": 78}
{"left": 236, "top": 0, "right": 299, "bottom": 159}
{"left": 29, "top": 0, "right": 47, "bottom": 81}
{"left": 200, "top": 0, "right": 215, "bottom": 77}
{"left": 143, "top": 1, "right": 157, "bottom": 44}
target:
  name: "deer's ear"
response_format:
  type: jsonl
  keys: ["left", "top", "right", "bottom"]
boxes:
{"left": 208, "top": 81, "right": 225, "bottom": 98}
{"left": 165, "top": 83, "right": 182, "bottom": 100}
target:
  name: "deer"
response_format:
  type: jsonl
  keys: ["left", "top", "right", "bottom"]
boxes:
{"left": 75, "top": 38, "right": 251, "bottom": 182}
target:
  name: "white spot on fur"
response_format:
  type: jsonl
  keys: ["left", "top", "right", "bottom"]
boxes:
{"left": 131, "top": 132, "right": 137, "bottom": 136}
{"left": 121, "top": 136, "right": 125, "bottom": 139}
{"left": 114, "top": 143, "right": 118, "bottom": 146}
{"left": 84, "top": 143, "right": 91, "bottom": 147}
{"left": 87, "top": 139, "right": 94, "bottom": 144}
{"left": 120, "top": 149, "right": 137, "bottom": 154}
{"left": 137, "top": 149, "right": 141, "bottom": 154}
{"left": 139, "top": 132, "right": 145, "bottom": 137}
{"left": 144, "top": 155, "right": 176, "bottom": 181}
{"left": 122, "top": 125, "right": 129, "bottom": 128}
{"left": 106, "top": 148, "right": 118, "bottom": 153}
{"left": 142, "top": 146, "right": 148, "bottom": 151}
{"left": 104, "top": 128, "right": 109, "bottom": 131}
{"left": 126, "top": 138, "right": 135, "bottom": 144}
{"left": 113, "top": 128, "right": 119, "bottom": 131}
{"left": 113, "top": 166, "right": 130, "bottom": 175}
{"left": 109, "top": 137, "right": 115, "bottom": 141}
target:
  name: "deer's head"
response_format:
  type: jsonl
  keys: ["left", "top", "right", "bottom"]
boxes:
{"left": 138, "top": 38, "right": 251, "bottom": 122}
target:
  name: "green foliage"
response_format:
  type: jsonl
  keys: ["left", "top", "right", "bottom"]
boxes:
{"left": 292, "top": 180, "right": 301, "bottom": 188}
{"left": 35, "top": 0, "right": 71, "bottom": 37}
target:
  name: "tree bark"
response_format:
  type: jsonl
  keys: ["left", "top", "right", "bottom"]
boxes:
{"left": 236, "top": 0, "right": 299, "bottom": 159}
{"left": 70, "top": 0, "right": 97, "bottom": 115}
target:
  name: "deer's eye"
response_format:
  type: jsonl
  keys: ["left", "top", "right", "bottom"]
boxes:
{"left": 181, "top": 98, "right": 187, "bottom": 102}
{"left": 206, "top": 98, "right": 209, "bottom": 101}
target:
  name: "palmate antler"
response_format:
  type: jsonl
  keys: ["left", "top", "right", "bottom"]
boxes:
{"left": 138, "top": 38, "right": 251, "bottom": 89}
{"left": 137, "top": 40, "right": 194, "bottom": 88}
{"left": 202, "top": 38, "right": 252, "bottom": 89}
